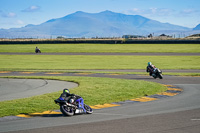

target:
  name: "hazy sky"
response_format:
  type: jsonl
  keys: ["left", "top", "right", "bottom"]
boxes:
{"left": 1, "top": 0, "right": 200, "bottom": 29}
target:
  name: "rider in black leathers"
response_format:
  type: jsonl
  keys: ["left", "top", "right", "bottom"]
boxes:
{"left": 146, "top": 62, "right": 156, "bottom": 76}
{"left": 35, "top": 47, "right": 41, "bottom": 53}
{"left": 60, "top": 89, "right": 81, "bottom": 102}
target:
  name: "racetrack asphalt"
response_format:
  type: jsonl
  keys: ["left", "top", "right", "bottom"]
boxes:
{"left": 0, "top": 71, "right": 199, "bottom": 84}
{"left": 0, "top": 71, "right": 200, "bottom": 133}
{"left": 0, "top": 78, "right": 78, "bottom": 101}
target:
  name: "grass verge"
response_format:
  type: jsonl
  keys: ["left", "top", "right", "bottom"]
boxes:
{"left": 0, "top": 44, "right": 200, "bottom": 53}
{"left": 0, "top": 55, "right": 200, "bottom": 70}
{"left": 0, "top": 76, "right": 167, "bottom": 117}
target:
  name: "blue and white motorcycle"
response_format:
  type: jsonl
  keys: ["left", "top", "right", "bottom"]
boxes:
{"left": 54, "top": 91, "right": 93, "bottom": 116}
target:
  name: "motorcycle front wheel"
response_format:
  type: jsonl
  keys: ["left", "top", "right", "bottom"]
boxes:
{"left": 158, "top": 74, "right": 163, "bottom": 79}
{"left": 84, "top": 104, "right": 93, "bottom": 114}
{"left": 60, "top": 105, "right": 74, "bottom": 116}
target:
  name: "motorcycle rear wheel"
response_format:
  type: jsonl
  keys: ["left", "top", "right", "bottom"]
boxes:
{"left": 60, "top": 105, "right": 74, "bottom": 116}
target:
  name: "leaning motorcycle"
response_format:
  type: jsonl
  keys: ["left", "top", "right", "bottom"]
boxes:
{"left": 152, "top": 68, "right": 163, "bottom": 79}
{"left": 54, "top": 95, "right": 93, "bottom": 116}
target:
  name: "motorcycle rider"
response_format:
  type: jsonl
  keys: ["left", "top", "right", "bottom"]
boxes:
{"left": 35, "top": 46, "right": 41, "bottom": 53}
{"left": 55, "top": 88, "right": 93, "bottom": 115}
{"left": 60, "top": 88, "right": 81, "bottom": 103}
{"left": 146, "top": 62, "right": 156, "bottom": 76}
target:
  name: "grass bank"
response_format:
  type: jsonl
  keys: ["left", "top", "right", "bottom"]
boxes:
{"left": 0, "top": 44, "right": 200, "bottom": 53}
{"left": 0, "top": 55, "right": 200, "bottom": 71}
{"left": 0, "top": 76, "right": 167, "bottom": 117}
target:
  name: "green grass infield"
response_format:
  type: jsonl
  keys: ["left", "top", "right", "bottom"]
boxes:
{"left": 0, "top": 44, "right": 200, "bottom": 53}
{"left": 0, "top": 55, "right": 199, "bottom": 71}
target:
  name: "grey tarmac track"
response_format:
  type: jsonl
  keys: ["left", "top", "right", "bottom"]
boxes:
{"left": 0, "top": 78, "right": 78, "bottom": 101}
{"left": 0, "top": 71, "right": 200, "bottom": 133}
{"left": 0, "top": 71, "right": 199, "bottom": 84}
{"left": 64, "top": 69, "right": 200, "bottom": 73}
{"left": 2, "top": 108, "right": 200, "bottom": 133}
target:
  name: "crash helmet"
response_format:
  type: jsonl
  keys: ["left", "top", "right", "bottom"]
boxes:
{"left": 148, "top": 62, "right": 152, "bottom": 66}
{"left": 63, "top": 88, "right": 70, "bottom": 93}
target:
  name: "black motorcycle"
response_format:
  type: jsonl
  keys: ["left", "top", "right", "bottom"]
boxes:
{"left": 35, "top": 47, "right": 41, "bottom": 53}
{"left": 151, "top": 68, "right": 163, "bottom": 79}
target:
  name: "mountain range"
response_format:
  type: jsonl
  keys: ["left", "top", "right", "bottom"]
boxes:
{"left": 0, "top": 10, "right": 199, "bottom": 38}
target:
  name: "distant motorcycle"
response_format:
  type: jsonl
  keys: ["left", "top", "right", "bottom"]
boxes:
{"left": 35, "top": 47, "right": 41, "bottom": 53}
{"left": 54, "top": 94, "right": 93, "bottom": 116}
{"left": 150, "top": 68, "right": 163, "bottom": 79}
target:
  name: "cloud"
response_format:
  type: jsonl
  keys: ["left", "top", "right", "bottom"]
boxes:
{"left": 16, "top": 20, "right": 24, "bottom": 25}
{"left": 180, "top": 9, "right": 200, "bottom": 15}
{"left": 127, "top": 8, "right": 174, "bottom": 16}
{"left": 2, "top": 12, "right": 16, "bottom": 18}
{"left": 22, "top": 5, "right": 40, "bottom": 12}
{"left": 177, "top": 9, "right": 200, "bottom": 18}
{"left": 150, "top": 8, "right": 174, "bottom": 16}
